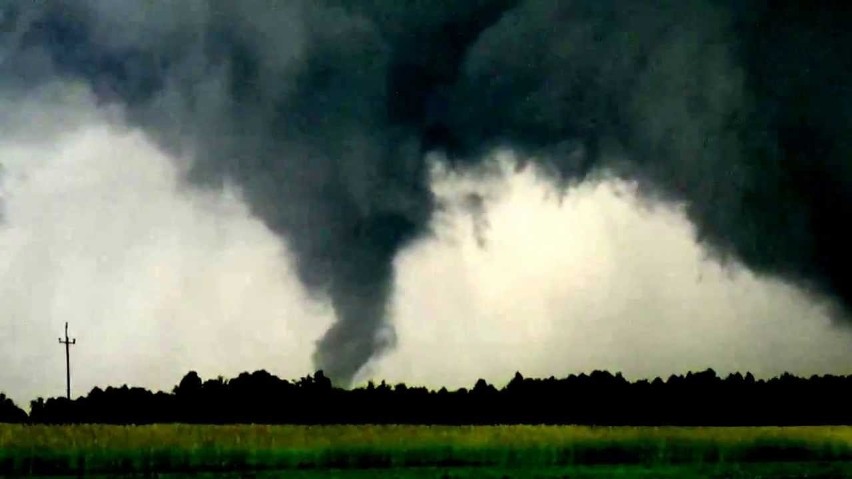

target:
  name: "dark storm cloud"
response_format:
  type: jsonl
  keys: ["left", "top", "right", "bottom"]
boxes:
{"left": 1, "top": 0, "right": 850, "bottom": 385}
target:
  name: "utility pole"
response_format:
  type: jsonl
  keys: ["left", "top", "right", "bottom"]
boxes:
{"left": 58, "top": 322, "right": 76, "bottom": 400}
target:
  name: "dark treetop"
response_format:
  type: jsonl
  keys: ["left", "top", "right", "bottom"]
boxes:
{"left": 4, "top": 369, "right": 851, "bottom": 426}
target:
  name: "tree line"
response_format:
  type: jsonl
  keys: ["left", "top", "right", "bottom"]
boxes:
{"left": 2, "top": 369, "right": 852, "bottom": 425}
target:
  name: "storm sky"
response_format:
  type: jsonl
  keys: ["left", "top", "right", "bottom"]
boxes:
{"left": 1, "top": 1, "right": 852, "bottom": 405}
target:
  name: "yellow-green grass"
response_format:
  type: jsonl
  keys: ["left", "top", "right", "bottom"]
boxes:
{"left": 1, "top": 425, "right": 851, "bottom": 475}
{"left": 184, "top": 462, "right": 852, "bottom": 478}
{"left": 63, "top": 463, "right": 852, "bottom": 479}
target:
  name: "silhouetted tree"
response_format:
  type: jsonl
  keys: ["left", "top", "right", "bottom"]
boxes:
{"left": 0, "top": 393, "right": 26, "bottom": 423}
{"left": 12, "top": 367, "right": 852, "bottom": 426}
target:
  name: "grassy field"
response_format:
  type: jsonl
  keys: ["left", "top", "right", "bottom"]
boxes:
{"left": 65, "top": 463, "right": 850, "bottom": 478}
{"left": 1, "top": 424, "right": 852, "bottom": 476}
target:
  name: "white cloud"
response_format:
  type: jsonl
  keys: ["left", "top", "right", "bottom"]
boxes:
{"left": 376, "top": 157, "right": 852, "bottom": 388}
{"left": 0, "top": 87, "right": 330, "bottom": 407}
{"left": 1, "top": 86, "right": 849, "bottom": 410}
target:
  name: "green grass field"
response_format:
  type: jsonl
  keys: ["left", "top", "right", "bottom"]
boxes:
{"left": 2, "top": 425, "right": 852, "bottom": 477}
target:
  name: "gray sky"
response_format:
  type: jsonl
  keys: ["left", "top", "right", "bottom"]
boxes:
{"left": 1, "top": 83, "right": 850, "bottom": 407}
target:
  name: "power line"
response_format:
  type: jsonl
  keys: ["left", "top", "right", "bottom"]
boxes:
{"left": 58, "top": 322, "right": 76, "bottom": 400}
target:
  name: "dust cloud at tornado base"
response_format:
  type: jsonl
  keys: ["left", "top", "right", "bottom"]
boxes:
{"left": 0, "top": 88, "right": 848, "bottom": 406}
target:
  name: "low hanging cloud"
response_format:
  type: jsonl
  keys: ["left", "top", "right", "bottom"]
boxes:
{"left": 0, "top": 90, "right": 849, "bottom": 408}
{"left": 1, "top": 1, "right": 851, "bottom": 388}
{"left": 0, "top": 87, "right": 332, "bottom": 406}
{"left": 382, "top": 158, "right": 851, "bottom": 388}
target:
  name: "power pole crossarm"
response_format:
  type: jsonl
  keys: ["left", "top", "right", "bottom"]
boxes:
{"left": 58, "top": 322, "right": 76, "bottom": 400}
